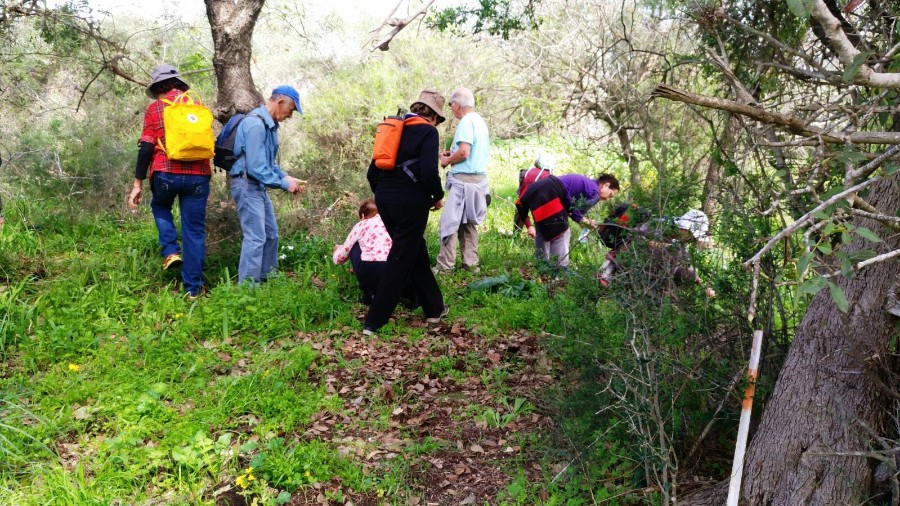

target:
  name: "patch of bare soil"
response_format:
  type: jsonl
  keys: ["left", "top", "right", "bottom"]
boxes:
{"left": 288, "top": 313, "right": 558, "bottom": 505}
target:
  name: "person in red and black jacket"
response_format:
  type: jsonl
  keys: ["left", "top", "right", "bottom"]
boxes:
{"left": 513, "top": 153, "right": 555, "bottom": 236}
{"left": 128, "top": 65, "right": 211, "bottom": 299}
{"left": 517, "top": 173, "right": 620, "bottom": 271}
{"left": 363, "top": 89, "right": 448, "bottom": 335}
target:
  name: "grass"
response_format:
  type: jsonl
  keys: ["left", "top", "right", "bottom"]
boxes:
{"left": 0, "top": 202, "right": 516, "bottom": 503}
{"left": 0, "top": 138, "right": 728, "bottom": 504}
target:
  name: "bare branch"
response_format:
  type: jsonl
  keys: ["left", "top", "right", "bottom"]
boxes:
{"left": 848, "top": 144, "right": 900, "bottom": 182}
{"left": 762, "top": 62, "right": 839, "bottom": 84}
{"left": 369, "top": 0, "right": 436, "bottom": 52}
{"left": 851, "top": 196, "right": 900, "bottom": 232}
{"left": 104, "top": 53, "right": 144, "bottom": 86}
{"left": 822, "top": 248, "right": 900, "bottom": 280}
{"left": 651, "top": 84, "right": 900, "bottom": 145}
{"left": 743, "top": 171, "right": 898, "bottom": 267}
{"left": 76, "top": 67, "right": 105, "bottom": 113}
{"left": 810, "top": 0, "right": 900, "bottom": 89}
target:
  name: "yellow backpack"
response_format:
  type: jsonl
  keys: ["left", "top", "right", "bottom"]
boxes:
{"left": 158, "top": 91, "right": 215, "bottom": 161}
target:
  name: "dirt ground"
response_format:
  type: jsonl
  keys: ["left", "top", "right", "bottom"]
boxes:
{"left": 223, "top": 310, "right": 558, "bottom": 505}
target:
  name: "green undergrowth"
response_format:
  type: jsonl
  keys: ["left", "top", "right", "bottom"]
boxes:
{"left": 0, "top": 196, "right": 555, "bottom": 503}
{"left": 0, "top": 138, "right": 745, "bottom": 504}
{"left": 0, "top": 210, "right": 356, "bottom": 503}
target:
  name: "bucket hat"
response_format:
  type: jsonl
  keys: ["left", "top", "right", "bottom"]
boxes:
{"left": 146, "top": 64, "right": 188, "bottom": 98}
{"left": 410, "top": 89, "right": 446, "bottom": 124}
{"left": 674, "top": 209, "right": 710, "bottom": 242}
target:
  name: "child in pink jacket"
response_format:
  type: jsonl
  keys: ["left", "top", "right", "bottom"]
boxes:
{"left": 333, "top": 199, "right": 392, "bottom": 304}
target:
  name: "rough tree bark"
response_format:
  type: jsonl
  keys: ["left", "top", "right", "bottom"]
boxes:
{"left": 685, "top": 175, "right": 900, "bottom": 505}
{"left": 204, "top": 0, "right": 265, "bottom": 123}
{"left": 740, "top": 175, "right": 900, "bottom": 503}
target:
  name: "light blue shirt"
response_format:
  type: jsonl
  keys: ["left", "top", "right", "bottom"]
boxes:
{"left": 449, "top": 111, "right": 490, "bottom": 175}
{"left": 230, "top": 105, "right": 289, "bottom": 190}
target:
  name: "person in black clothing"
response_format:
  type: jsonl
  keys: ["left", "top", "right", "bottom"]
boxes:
{"left": 363, "top": 90, "right": 449, "bottom": 334}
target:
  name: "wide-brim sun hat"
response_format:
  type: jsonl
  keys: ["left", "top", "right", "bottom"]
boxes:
{"left": 146, "top": 64, "right": 188, "bottom": 98}
{"left": 410, "top": 89, "right": 446, "bottom": 124}
{"left": 674, "top": 209, "right": 710, "bottom": 242}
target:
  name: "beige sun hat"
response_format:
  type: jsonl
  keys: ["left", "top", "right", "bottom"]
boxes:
{"left": 410, "top": 89, "right": 446, "bottom": 124}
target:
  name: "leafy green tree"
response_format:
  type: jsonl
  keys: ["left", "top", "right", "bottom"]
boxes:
{"left": 653, "top": 1, "right": 900, "bottom": 503}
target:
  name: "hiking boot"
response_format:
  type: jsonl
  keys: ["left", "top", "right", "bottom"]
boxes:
{"left": 163, "top": 253, "right": 183, "bottom": 270}
{"left": 425, "top": 305, "right": 450, "bottom": 324}
{"left": 362, "top": 327, "right": 376, "bottom": 337}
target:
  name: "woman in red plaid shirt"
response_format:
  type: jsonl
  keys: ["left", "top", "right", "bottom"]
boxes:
{"left": 128, "top": 65, "right": 211, "bottom": 299}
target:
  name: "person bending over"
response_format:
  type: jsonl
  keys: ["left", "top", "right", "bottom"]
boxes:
{"left": 333, "top": 199, "right": 391, "bottom": 304}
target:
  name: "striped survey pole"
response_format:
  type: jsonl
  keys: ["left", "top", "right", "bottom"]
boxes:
{"left": 726, "top": 329, "right": 764, "bottom": 506}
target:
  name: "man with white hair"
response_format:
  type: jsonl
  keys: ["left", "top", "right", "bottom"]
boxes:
{"left": 229, "top": 85, "right": 306, "bottom": 284}
{"left": 435, "top": 87, "right": 491, "bottom": 273}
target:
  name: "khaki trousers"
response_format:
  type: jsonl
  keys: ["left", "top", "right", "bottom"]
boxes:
{"left": 436, "top": 221, "right": 479, "bottom": 270}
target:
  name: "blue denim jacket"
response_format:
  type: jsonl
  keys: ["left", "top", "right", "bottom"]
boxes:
{"left": 230, "top": 105, "right": 289, "bottom": 190}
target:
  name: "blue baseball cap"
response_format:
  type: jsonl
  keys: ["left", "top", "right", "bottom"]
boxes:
{"left": 272, "top": 85, "right": 303, "bottom": 114}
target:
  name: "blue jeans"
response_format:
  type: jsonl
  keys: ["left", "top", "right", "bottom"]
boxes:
{"left": 230, "top": 177, "right": 279, "bottom": 284}
{"left": 150, "top": 172, "right": 210, "bottom": 295}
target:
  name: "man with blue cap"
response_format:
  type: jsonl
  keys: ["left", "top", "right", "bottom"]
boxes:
{"left": 229, "top": 85, "right": 306, "bottom": 284}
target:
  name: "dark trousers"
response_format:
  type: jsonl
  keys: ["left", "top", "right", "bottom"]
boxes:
{"left": 364, "top": 201, "right": 444, "bottom": 331}
{"left": 349, "top": 243, "right": 386, "bottom": 303}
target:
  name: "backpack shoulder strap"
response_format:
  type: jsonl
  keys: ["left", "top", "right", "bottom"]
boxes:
{"left": 237, "top": 111, "right": 263, "bottom": 127}
{"left": 404, "top": 116, "right": 432, "bottom": 127}
{"left": 398, "top": 157, "right": 421, "bottom": 182}
{"left": 233, "top": 112, "right": 270, "bottom": 175}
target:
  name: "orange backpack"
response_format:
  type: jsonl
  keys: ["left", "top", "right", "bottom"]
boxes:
{"left": 372, "top": 114, "right": 430, "bottom": 170}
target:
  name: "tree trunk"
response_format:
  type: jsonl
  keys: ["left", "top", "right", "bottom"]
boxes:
{"left": 701, "top": 113, "right": 733, "bottom": 216}
{"left": 686, "top": 175, "right": 900, "bottom": 505}
{"left": 205, "top": 0, "right": 265, "bottom": 123}
{"left": 616, "top": 126, "right": 641, "bottom": 191}
{"left": 599, "top": 111, "right": 641, "bottom": 191}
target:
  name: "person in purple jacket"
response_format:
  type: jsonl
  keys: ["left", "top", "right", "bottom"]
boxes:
{"left": 516, "top": 173, "right": 620, "bottom": 270}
